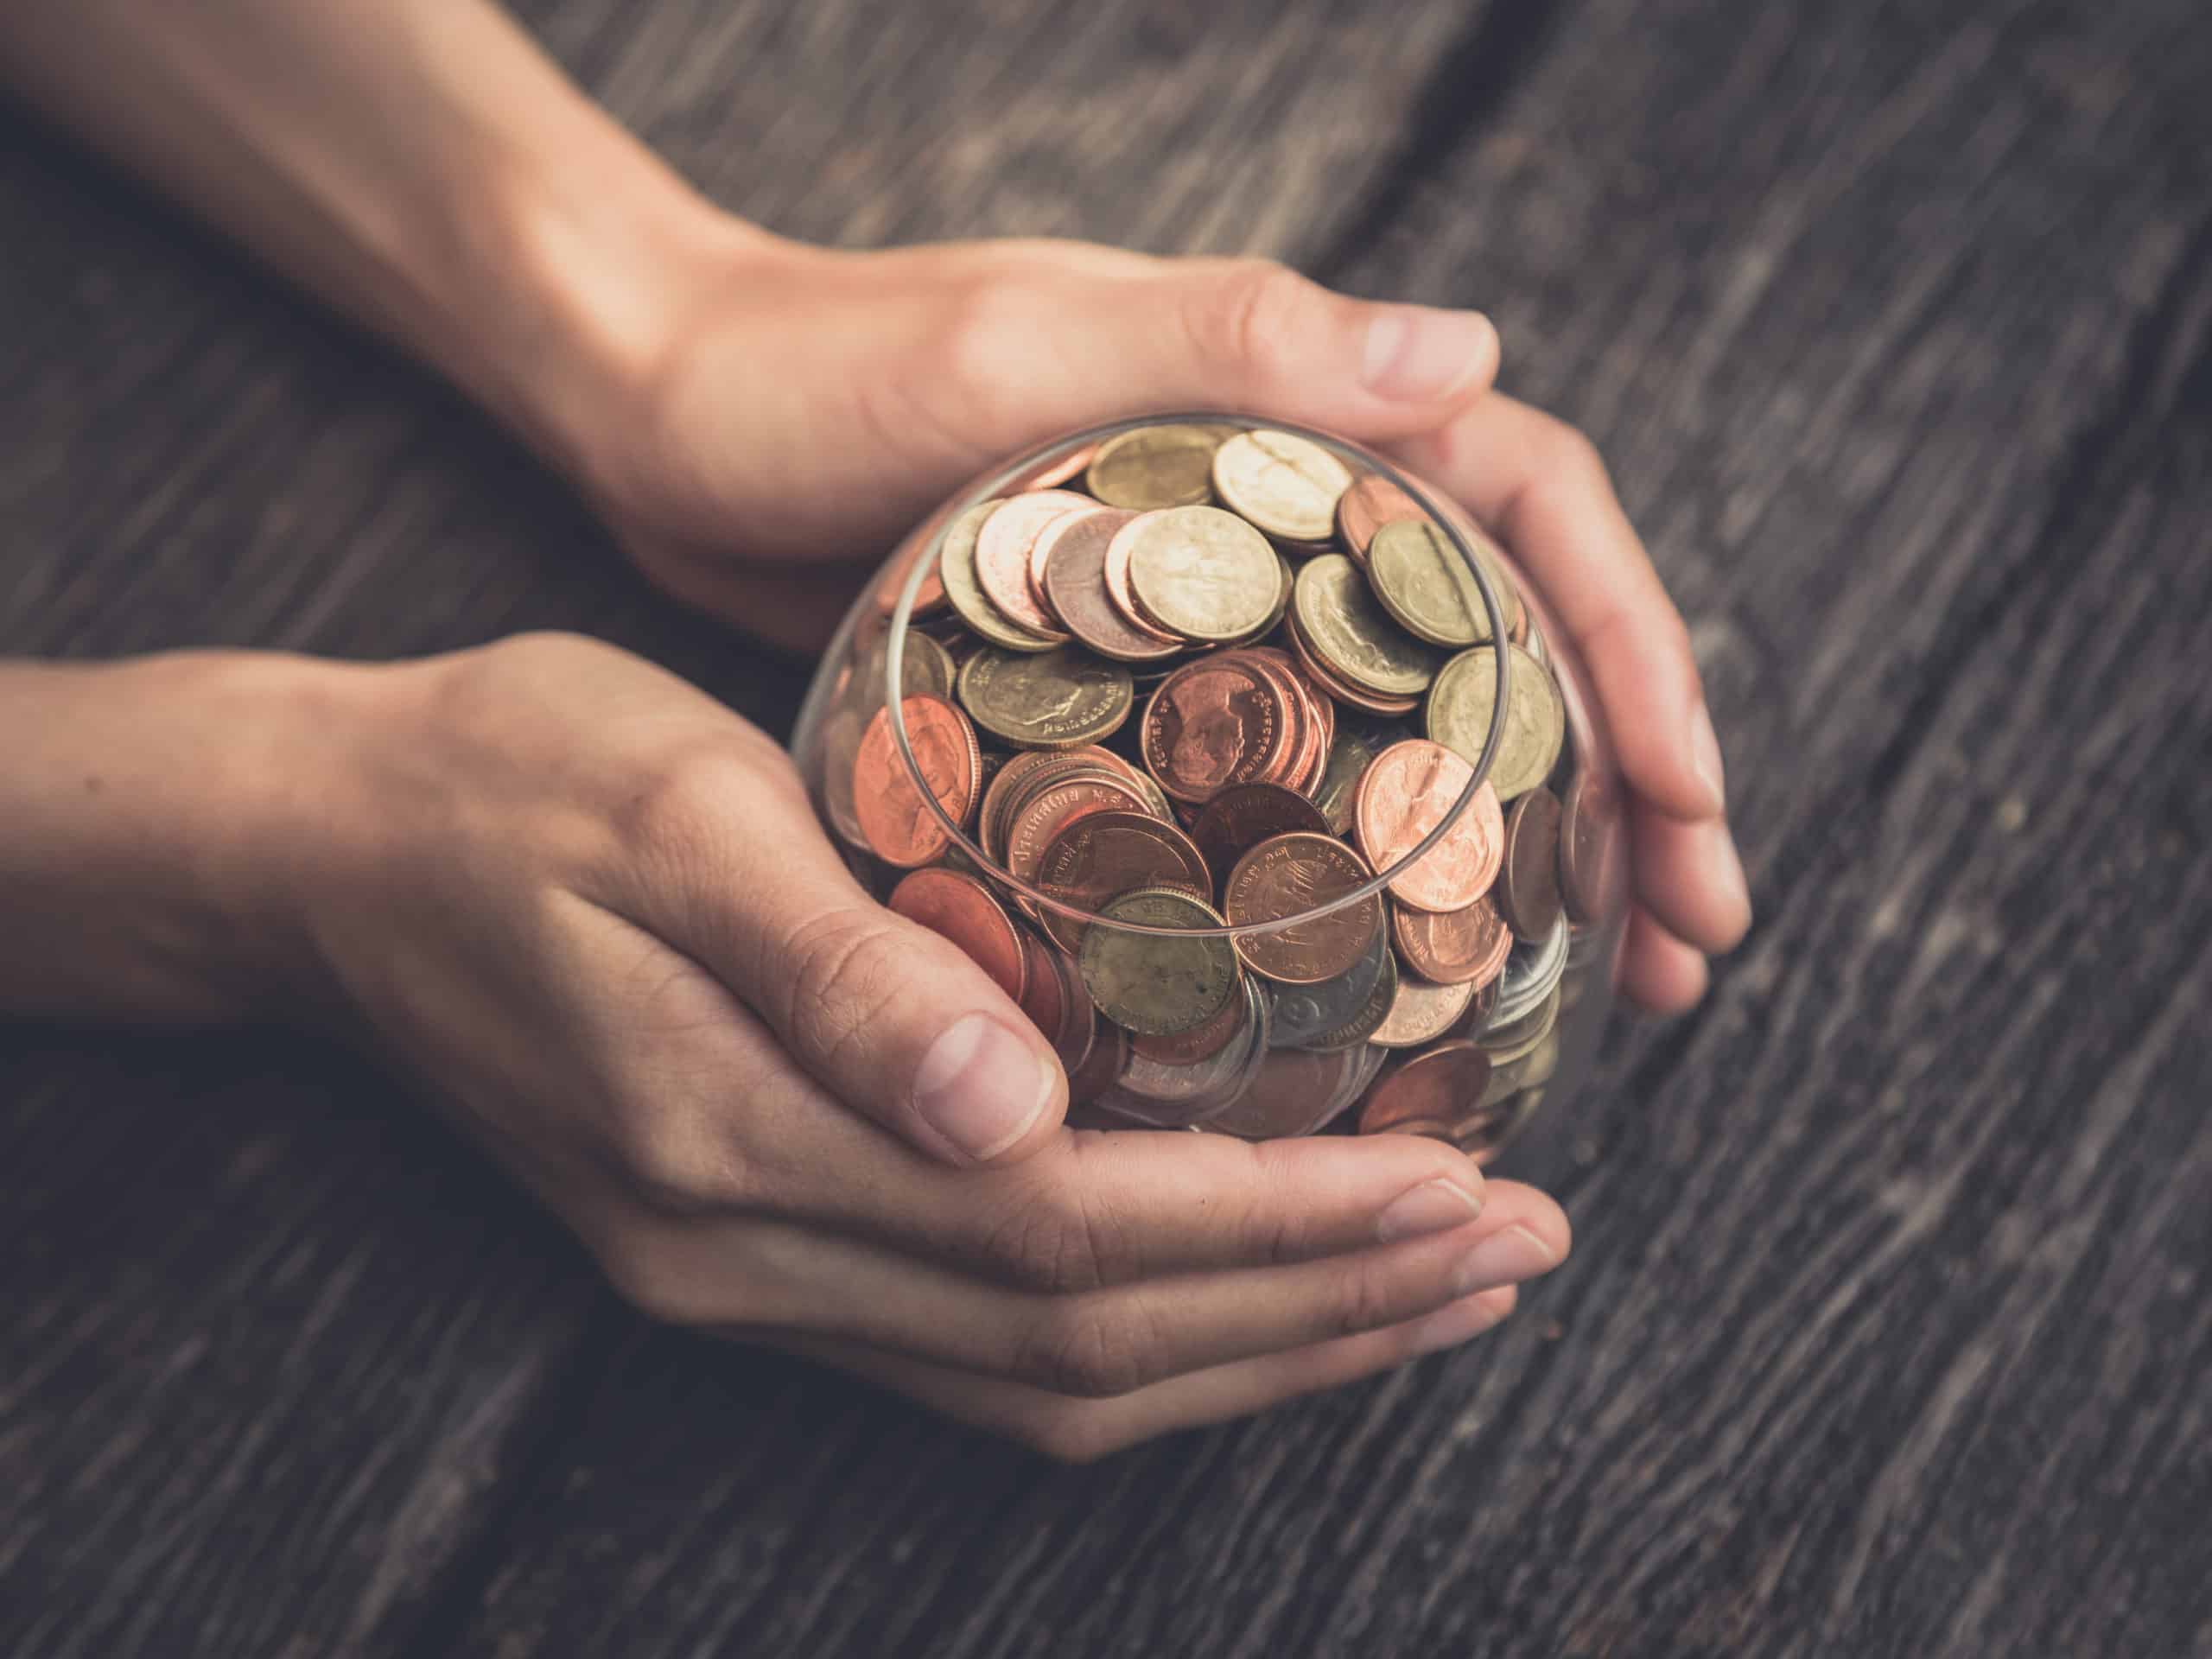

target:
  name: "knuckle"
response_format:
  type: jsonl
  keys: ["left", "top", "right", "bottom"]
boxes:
{"left": 607, "top": 744, "right": 746, "bottom": 868}
{"left": 1193, "top": 257, "right": 1320, "bottom": 376}
{"left": 1331, "top": 1255, "right": 1402, "bottom": 1341}
{"left": 1537, "top": 414, "right": 1611, "bottom": 487}
{"left": 780, "top": 907, "right": 912, "bottom": 1077}
{"left": 1016, "top": 1300, "right": 1159, "bottom": 1399}
{"left": 612, "top": 1095, "right": 757, "bottom": 1217}
{"left": 979, "top": 1173, "right": 1132, "bottom": 1293}
{"left": 934, "top": 276, "right": 1058, "bottom": 423}
{"left": 593, "top": 1230, "right": 705, "bottom": 1328}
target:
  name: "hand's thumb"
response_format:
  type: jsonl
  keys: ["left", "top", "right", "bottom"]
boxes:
{"left": 980, "top": 256, "right": 1500, "bottom": 443}
{"left": 617, "top": 776, "right": 1068, "bottom": 1166}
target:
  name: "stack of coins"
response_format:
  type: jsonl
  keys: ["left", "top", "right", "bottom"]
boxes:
{"left": 815, "top": 422, "right": 1625, "bottom": 1162}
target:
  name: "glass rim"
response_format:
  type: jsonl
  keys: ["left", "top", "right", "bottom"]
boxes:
{"left": 883, "top": 411, "right": 1512, "bottom": 943}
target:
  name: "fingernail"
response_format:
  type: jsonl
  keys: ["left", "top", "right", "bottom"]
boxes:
{"left": 1688, "top": 701, "right": 1727, "bottom": 817}
{"left": 1375, "top": 1175, "right": 1484, "bottom": 1243}
{"left": 1408, "top": 1289, "right": 1513, "bottom": 1356}
{"left": 912, "top": 1013, "right": 1055, "bottom": 1161}
{"left": 1452, "top": 1224, "right": 1560, "bottom": 1294}
{"left": 1361, "top": 306, "right": 1497, "bottom": 401}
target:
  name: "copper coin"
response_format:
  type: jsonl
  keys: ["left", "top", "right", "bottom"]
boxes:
{"left": 852, "top": 696, "right": 982, "bottom": 868}
{"left": 1352, "top": 739, "right": 1504, "bottom": 912}
{"left": 1356, "top": 1039, "right": 1491, "bottom": 1135}
{"left": 1498, "top": 786, "right": 1566, "bottom": 941}
{"left": 1205, "top": 1046, "right": 1364, "bottom": 1139}
{"left": 1369, "top": 969, "right": 1476, "bottom": 1048}
{"left": 1039, "top": 507, "right": 1185, "bottom": 664}
{"left": 1221, "top": 833, "right": 1381, "bottom": 983}
{"left": 1014, "top": 926, "right": 1065, "bottom": 1044}
{"left": 1004, "top": 774, "right": 1150, "bottom": 886}
{"left": 887, "top": 866, "right": 1027, "bottom": 1002}
{"left": 1187, "top": 781, "right": 1332, "bottom": 880}
{"left": 1128, "top": 979, "right": 1247, "bottom": 1065}
{"left": 1015, "top": 444, "right": 1097, "bottom": 491}
{"left": 1392, "top": 894, "right": 1514, "bottom": 987}
{"left": 1244, "top": 647, "right": 1327, "bottom": 789}
{"left": 1140, "top": 655, "right": 1289, "bottom": 804}
{"left": 977, "top": 748, "right": 1069, "bottom": 862}
{"left": 975, "top": 492, "right": 1086, "bottom": 639}
{"left": 1066, "top": 1020, "right": 1129, "bottom": 1107}
{"left": 1035, "top": 810, "right": 1211, "bottom": 951}
{"left": 1103, "top": 513, "right": 1192, "bottom": 645}
{"left": 1335, "top": 474, "right": 1426, "bottom": 562}
{"left": 1560, "top": 768, "right": 1628, "bottom": 925}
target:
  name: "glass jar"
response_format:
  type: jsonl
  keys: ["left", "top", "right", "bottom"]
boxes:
{"left": 791, "top": 416, "right": 1626, "bottom": 1166}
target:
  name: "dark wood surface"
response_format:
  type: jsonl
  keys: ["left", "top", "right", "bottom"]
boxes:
{"left": 4, "top": 1, "right": 2209, "bottom": 1655}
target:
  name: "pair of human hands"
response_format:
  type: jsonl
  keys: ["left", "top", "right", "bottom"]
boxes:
{"left": 282, "top": 234, "right": 1749, "bottom": 1459}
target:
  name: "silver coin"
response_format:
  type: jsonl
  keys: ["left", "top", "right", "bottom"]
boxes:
{"left": 1102, "top": 977, "right": 1267, "bottom": 1128}
{"left": 1491, "top": 914, "right": 1569, "bottom": 1029}
{"left": 1262, "top": 927, "right": 1388, "bottom": 1048}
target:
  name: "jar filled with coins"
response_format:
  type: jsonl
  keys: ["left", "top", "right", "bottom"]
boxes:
{"left": 791, "top": 417, "right": 1627, "bottom": 1164}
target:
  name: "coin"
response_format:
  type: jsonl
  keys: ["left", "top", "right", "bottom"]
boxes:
{"left": 974, "top": 492, "right": 1086, "bottom": 639}
{"left": 1109, "top": 978, "right": 1267, "bottom": 1125}
{"left": 1480, "top": 982, "right": 1561, "bottom": 1062}
{"left": 1498, "top": 786, "right": 1565, "bottom": 941}
{"left": 1427, "top": 644, "right": 1565, "bottom": 802}
{"left": 1367, "top": 518, "right": 1496, "bottom": 649}
{"left": 957, "top": 645, "right": 1134, "bottom": 750}
{"left": 940, "top": 499, "right": 1061, "bottom": 652}
{"left": 1205, "top": 1045, "right": 1366, "bottom": 1139}
{"left": 1312, "top": 721, "right": 1406, "bottom": 836}
{"left": 1078, "top": 887, "right": 1240, "bottom": 1036}
{"left": 1262, "top": 927, "right": 1388, "bottom": 1047}
{"left": 1353, "top": 739, "right": 1504, "bottom": 912}
{"left": 1303, "top": 943, "right": 1399, "bottom": 1052}
{"left": 1335, "top": 474, "right": 1426, "bottom": 561}
{"left": 1392, "top": 893, "right": 1514, "bottom": 987}
{"left": 1369, "top": 969, "right": 1476, "bottom": 1048}
{"left": 1560, "top": 767, "right": 1628, "bottom": 925}
{"left": 1293, "top": 553, "right": 1440, "bottom": 698}
{"left": 1005, "top": 774, "right": 1152, "bottom": 887}
{"left": 1034, "top": 809, "right": 1210, "bottom": 946}
{"left": 887, "top": 866, "right": 1027, "bottom": 1002}
{"left": 1065, "top": 1020, "right": 1129, "bottom": 1107}
{"left": 852, "top": 695, "right": 982, "bottom": 868}
{"left": 818, "top": 708, "right": 869, "bottom": 849}
{"left": 1356, "top": 1039, "right": 1491, "bottom": 1135}
{"left": 1212, "top": 429, "right": 1354, "bottom": 543}
{"left": 1282, "top": 602, "right": 1422, "bottom": 716}
{"left": 1187, "top": 780, "right": 1332, "bottom": 879}
{"left": 1129, "top": 975, "right": 1249, "bottom": 1065}
{"left": 1140, "top": 655, "right": 1289, "bottom": 804}
{"left": 1102, "top": 514, "right": 1192, "bottom": 645}
{"left": 1038, "top": 507, "right": 1185, "bottom": 664}
{"left": 1015, "top": 445, "right": 1096, "bottom": 491}
{"left": 1084, "top": 423, "right": 1222, "bottom": 510}
{"left": 1221, "top": 832, "right": 1381, "bottom": 983}
{"left": 1123, "top": 506, "right": 1283, "bottom": 642}
{"left": 1492, "top": 917, "right": 1570, "bottom": 1028}
{"left": 1450, "top": 1085, "right": 1544, "bottom": 1166}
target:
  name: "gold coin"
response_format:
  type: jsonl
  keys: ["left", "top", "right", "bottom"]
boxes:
{"left": 1078, "top": 887, "right": 1241, "bottom": 1036}
{"left": 938, "top": 499, "right": 1062, "bottom": 653}
{"left": 1211, "top": 430, "right": 1354, "bottom": 543}
{"left": 1426, "top": 643, "right": 1565, "bottom": 802}
{"left": 1366, "top": 518, "right": 1500, "bottom": 649}
{"left": 1124, "top": 506, "right": 1282, "bottom": 643}
{"left": 957, "top": 646, "right": 1135, "bottom": 750}
{"left": 1291, "top": 553, "right": 1439, "bottom": 697}
{"left": 1084, "top": 424, "right": 1222, "bottom": 510}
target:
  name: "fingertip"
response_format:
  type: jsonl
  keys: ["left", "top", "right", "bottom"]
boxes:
{"left": 1357, "top": 302, "right": 1499, "bottom": 406}
{"left": 1630, "top": 808, "right": 1753, "bottom": 954}
{"left": 909, "top": 1009, "right": 1064, "bottom": 1166}
{"left": 1614, "top": 906, "right": 1710, "bottom": 1013}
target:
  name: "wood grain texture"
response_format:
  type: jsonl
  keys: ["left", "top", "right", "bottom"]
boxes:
{"left": 3, "top": 0, "right": 2209, "bottom": 1656}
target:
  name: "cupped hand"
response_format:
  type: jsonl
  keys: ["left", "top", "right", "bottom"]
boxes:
{"left": 563, "top": 233, "right": 1749, "bottom": 1011}
{"left": 286, "top": 632, "right": 1567, "bottom": 1457}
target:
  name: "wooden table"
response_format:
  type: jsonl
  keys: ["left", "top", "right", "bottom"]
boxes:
{"left": 5, "top": 2, "right": 2208, "bottom": 1653}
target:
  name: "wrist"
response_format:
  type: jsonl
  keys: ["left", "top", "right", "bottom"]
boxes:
{"left": 429, "top": 121, "right": 797, "bottom": 501}
{"left": 0, "top": 652, "right": 385, "bottom": 1024}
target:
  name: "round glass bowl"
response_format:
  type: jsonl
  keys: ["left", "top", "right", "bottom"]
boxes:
{"left": 791, "top": 416, "right": 1626, "bottom": 1164}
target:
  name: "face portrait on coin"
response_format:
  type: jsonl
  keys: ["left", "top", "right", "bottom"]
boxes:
{"left": 1170, "top": 700, "right": 1245, "bottom": 785}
